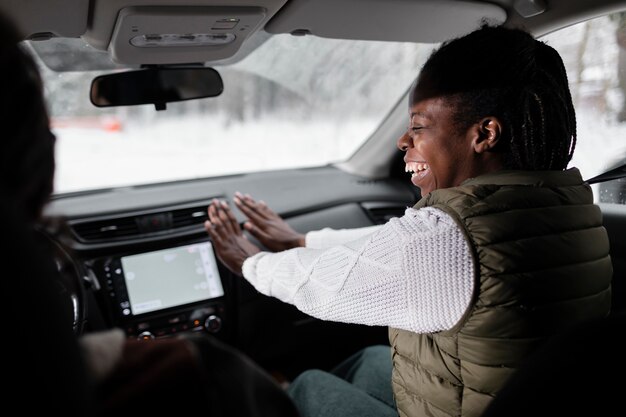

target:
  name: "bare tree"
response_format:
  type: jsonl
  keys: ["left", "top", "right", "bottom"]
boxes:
{"left": 614, "top": 12, "right": 626, "bottom": 122}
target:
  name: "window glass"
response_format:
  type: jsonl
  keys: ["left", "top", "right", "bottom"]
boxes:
{"left": 543, "top": 13, "right": 626, "bottom": 204}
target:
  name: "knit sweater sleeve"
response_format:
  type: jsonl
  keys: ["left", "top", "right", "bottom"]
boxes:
{"left": 305, "top": 225, "right": 383, "bottom": 249}
{"left": 242, "top": 207, "right": 474, "bottom": 333}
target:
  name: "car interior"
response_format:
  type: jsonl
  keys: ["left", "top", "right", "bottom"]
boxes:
{"left": 1, "top": 0, "right": 625, "bottom": 394}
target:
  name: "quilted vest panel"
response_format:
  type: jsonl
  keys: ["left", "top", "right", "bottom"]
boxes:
{"left": 390, "top": 169, "right": 612, "bottom": 417}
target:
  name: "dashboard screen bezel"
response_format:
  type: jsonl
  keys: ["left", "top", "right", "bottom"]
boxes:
{"left": 104, "top": 239, "right": 226, "bottom": 320}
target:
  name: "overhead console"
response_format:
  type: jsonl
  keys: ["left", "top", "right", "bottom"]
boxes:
{"left": 83, "top": 0, "right": 289, "bottom": 65}
{"left": 107, "top": 6, "right": 266, "bottom": 64}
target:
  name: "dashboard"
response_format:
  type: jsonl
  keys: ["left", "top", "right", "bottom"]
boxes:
{"left": 43, "top": 164, "right": 626, "bottom": 376}
{"left": 44, "top": 166, "right": 417, "bottom": 371}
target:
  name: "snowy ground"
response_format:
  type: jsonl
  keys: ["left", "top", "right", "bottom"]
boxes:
{"left": 53, "top": 115, "right": 377, "bottom": 193}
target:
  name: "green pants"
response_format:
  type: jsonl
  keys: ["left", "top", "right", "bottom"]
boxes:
{"left": 287, "top": 345, "right": 398, "bottom": 417}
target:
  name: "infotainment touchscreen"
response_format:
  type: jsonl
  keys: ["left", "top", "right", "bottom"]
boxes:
{"left": 120, "top": 241, "right": 224, "bottom": 315}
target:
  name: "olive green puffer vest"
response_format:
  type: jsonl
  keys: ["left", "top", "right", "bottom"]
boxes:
{"left": 389, "top": 168, "right": 612, "bottom": 417}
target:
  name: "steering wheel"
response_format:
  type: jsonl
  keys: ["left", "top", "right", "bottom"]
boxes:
{"left": 35, "top": 221, "right": 87, "bottom": 335}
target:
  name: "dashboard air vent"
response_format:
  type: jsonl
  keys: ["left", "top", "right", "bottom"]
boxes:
{"left": 361, "top": 202, "right": 408, "bottom": 224}
{"left": 171, "top": 206, "right": 208, "bottom": 229}
{"left": 69, "top": 201, "right": 213, "bottom": 243}
{"left": 71, "top": 216, "right": 140, "bottom": 241}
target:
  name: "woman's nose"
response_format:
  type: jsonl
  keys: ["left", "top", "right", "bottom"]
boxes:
{"left": 397, "top": 132, "right": 411, "bottom": 151}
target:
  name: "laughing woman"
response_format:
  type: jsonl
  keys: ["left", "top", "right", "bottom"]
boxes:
{"left": 205, "top": 25, "right": 612, "bottom": 417}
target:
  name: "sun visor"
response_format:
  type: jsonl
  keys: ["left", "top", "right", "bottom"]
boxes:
{"left": 265, "top": 0, "right": 507, "bottom": 43}
{"left": 0, "top": 0, "right": 89, "bottom": 39}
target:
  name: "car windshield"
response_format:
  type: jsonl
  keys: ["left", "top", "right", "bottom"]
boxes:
{"left": 27, "top": 15, "right": 626, "bottom": 199}
{"left": 28, "top": 34, "right": 432, "bottom": 194}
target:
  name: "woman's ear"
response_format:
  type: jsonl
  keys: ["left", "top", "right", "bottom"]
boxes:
{"left": 472, "top": 117, "right": 502, "bottom": 154}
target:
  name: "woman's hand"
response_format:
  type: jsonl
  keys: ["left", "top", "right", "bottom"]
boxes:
{"left": 204, "top": 199, "right": 261, "bottom": 276}
{"left": 233, "top": 192, "right": 305, "bottom": 252}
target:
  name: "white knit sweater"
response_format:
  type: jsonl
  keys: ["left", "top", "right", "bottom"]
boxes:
{"left": 242, "top": 207, "right": 474, "bottom": 333}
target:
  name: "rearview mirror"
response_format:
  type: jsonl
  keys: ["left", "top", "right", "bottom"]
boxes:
{"left": 90, "top": 67, "right": 223, "bottom": 110}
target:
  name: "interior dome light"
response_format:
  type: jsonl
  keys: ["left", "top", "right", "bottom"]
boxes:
{"left": 130, "top": 33, "right": 236, "bottom": 47}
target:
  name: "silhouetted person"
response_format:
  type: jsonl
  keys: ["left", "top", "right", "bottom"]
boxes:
{"left": 0, "top": 10, "right": 299, "bottom": 417}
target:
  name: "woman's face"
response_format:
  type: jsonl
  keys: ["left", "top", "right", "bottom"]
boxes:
{"left": 397, "top": 96, "right": 491, "bottom": 195}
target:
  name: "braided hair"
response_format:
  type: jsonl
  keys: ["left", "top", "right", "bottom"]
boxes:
{"left": 411, "top": 24, "right": 576, "bottom": 171}
{"left": 0, "top": 13, "right": 55, "bottom": 221}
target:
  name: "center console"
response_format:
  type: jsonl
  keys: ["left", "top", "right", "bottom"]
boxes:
{"left": 90, "top": 240, "right": 229, "bottom": 340}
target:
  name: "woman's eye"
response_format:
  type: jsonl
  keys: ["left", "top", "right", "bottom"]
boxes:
{"left": 411, "top": 126, "right": 423, "bottom": 133}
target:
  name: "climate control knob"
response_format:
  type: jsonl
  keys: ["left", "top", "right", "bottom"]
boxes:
{"left": 204, "top": 314, "right": 222, "bottom": 333}
{"left": 137, "top": 331, "right": 155, "bottom": 340}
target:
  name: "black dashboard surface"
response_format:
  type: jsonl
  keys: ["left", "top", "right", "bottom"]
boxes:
{"left": 46, "top": 165, "right": 417, "bottom": 221}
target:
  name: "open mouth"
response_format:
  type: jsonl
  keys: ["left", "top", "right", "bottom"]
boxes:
{"left": 405, "top": 161, "right": 430, "bottom": 180}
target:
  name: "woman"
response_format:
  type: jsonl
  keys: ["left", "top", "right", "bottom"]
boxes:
{"left": 205, "top": 24, "right": 612, "bottom": 417}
